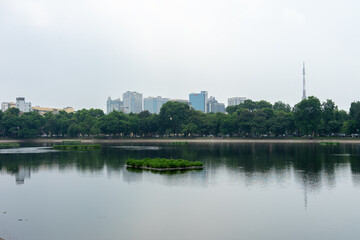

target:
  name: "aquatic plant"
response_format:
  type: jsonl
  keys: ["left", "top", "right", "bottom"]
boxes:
{"left": 53, "top": 145, "right": 101, "bottom": 150}
{"left": 319, "top": 142, "right": 340, "bottom": 146}
{"left": 0, "top": 143, "right": 20, "bottom": 149}
{"left": 126, "top": 158, "right": 203, "bottom": 169}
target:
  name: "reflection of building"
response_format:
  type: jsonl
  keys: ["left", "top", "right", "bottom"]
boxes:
{"left": 189, "top": 91, "right": 208, "bottom": 112}
{"left": 1, "top": 102, "right": 16, "bottom": 112}
{"left": 106, "top": 97, "right": 124, "bottom": 114}
{"left": 144, "top": 96, "right": 170, "bottom": 114}
{"left": 32, "top": 106, "right": 74, "bottom": 115}
{"left": 123, "top": 91, "right": 143, "bottom": 114}
{"left": 16, "top": 97, "right": 31, "bottom": 113}
{"left": 206, "top": 96, "right": 225, "bottom": 113}
{"left": 228, "top": 97, "right": 246, "bottom": 106}
{"left": 15, "top": 166, "right": 31, "bottom": 185}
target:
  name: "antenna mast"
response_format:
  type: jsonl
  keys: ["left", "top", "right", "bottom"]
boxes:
{"left": 302, "top": 62, "right": 306, "bottom": 100}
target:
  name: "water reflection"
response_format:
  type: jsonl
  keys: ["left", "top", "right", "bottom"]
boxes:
{"left": 0, "top": 143, "right": 360, "bottom": 189}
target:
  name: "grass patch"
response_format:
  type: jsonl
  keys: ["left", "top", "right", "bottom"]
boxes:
{"left": 62, "top": 140, "right": 82, "bottom": 145}
{"left": 126, "top": 158, "right": 203, "bottom": 170}
{"left": 171, "top": 142, "right": 188, "bottom": 145}
{"left": 320, "top": 142, "right": 340, "bottom": 146}
{"left": 53, "top": 145, "right": 101, "bottom": 150}
{"left": 0, "top": 143, "right": 20, "bottom": 149}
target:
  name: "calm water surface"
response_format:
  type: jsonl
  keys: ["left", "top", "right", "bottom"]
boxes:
{"left": 1, "top": 142, "right": 360, "bottom": 240}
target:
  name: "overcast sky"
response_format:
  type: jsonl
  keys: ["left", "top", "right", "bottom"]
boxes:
{"left": 0, "top": 0, "right": 359, "bottom": 111}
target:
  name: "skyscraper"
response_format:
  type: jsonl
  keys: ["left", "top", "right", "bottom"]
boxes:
{"left": 207, "top": 96, "right": 225, "bottom": 113}
{"left": 228, "top": 97, "right": 246, "bottom": 106}
{"left": 189, "top": 91, "right": 208, "bottom": 112}
{"left": 123, "top": 91, "right": 143, "bottom": 114}
{"left": 144, "top": 96, "right": 170, "bottom": 114}
{"left": 106, "top": 97, "right": 124, "bottom": 114}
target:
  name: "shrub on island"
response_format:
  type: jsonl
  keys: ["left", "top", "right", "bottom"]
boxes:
{"left": 126, "top": 158, "right": 203, "bottom": 170}
{"left": 0, "top": 143, "right": 20, "bottom": 149}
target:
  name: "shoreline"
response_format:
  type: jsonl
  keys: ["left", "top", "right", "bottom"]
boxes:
{"left": 1, "top": 138, "right": 360, "bottom": 144}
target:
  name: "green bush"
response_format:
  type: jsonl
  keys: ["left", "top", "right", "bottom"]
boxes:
{"left": 0, "top": 143, "right": 20, "bottom": 149}
{"left": 126, "top": 158, "right": 203, "bottom": 169}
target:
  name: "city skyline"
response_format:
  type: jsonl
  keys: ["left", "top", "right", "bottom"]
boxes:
{"left": 1, "top": 0, "right": 360, "bottom": 112}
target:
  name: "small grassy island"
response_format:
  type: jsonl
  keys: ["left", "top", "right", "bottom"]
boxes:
{"left": 53, "top": 145, "right": 101, "bottom": 150}
{"left": 320, "top": 142, "right": 340, "bottom": 146}
{"left": 0, "top": 143, "right": 20, "bottom": 149}
{"left": 126, "top": 158, "right": 204, "bottom": 171}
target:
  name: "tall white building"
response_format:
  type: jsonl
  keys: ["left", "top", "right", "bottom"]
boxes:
{"left": 106, "top": 97, "right": 123, "bottom": 114}
{"left": 144, "top": 96, "right": 170, "bottom": 114}
{"left": 228, "top": 97, "right": 246, "bottom": 106}
{"left": 16, "top": 97, "right": 31, "bottom": 113}
{"left": 123, "top": 91, "right": 143, "bottom": 114}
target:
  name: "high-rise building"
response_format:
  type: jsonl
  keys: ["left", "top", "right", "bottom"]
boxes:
{"left": 207, "top": 96, "right": 225, "bottom": 113}
{"left": 228, "top": 97, "right": 246, "bottom": 106}
{"left": 1, "top": 102, "right": 15, "bottom": 112}
{"left": 144, "top": 96, "right": 170, "bottom": 114}
{"left": 16, "top": 97, "right": 31, "bottom": 113}
{"left": 123, "top": 91, "right": 143, "bottom": 114}
{"left": 171, "top": 99, "right": 189, "bottom": 104}
{"left": 106, "top": 97, "right": 124, "bottom": 114}
{"left": 189, "top": 91, "right": 208, "bottom": 112}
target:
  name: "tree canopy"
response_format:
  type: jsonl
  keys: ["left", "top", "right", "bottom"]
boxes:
{"left": 0, "top": 97, "right": 359, "bottom": 138}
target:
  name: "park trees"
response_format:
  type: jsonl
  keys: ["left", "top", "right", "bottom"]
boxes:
{"left": 293, "top": 96, "right": 322, "bottom": 136}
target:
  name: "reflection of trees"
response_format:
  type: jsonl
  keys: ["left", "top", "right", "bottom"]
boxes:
{"left": 1, "top": 143, "right": 360, "bottom": 189}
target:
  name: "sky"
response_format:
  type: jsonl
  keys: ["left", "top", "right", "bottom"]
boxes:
{"left": 0, "top": 0, "right": 359, "bottom": 111}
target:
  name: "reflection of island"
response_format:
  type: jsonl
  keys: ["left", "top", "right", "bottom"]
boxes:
{"left": 15, "top": 166, "right": 31, "bottom": 184}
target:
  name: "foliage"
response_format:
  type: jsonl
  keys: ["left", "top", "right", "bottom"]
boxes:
{"left": 1, "top": 97, "right": 360, "bottom": 138}
{"left": 0, "top": 142, "right": 20, "bottom": 149}
{"left": 126, "top": 158, "right": 203, "bottom": 169}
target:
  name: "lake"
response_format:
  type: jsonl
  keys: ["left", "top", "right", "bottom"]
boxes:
{"left": 1, "top": 142, "right": 360, "bottom": 240}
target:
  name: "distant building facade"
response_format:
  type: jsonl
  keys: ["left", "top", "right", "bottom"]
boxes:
{"left": 189, "top": 91, "right": 208, "bottom": 112}
{"left": 228, "top": 97, "right": 246, "bottom": 106}
{"left": 1, "top": 102, "right": 15, "bottom": 112}
{"left": 106, "top": 97, "right": 124, "bottom": 114}
{"left": 32, "top": 106, "right": 74, "bottom": 116}
{"left": 207, "top": 96, "right": 225, "bottom": 113}
{"left": 123, "top": 91, "right": 143, "bottom": 114}
{"left": 144, "top": 96, "right": 170, "bottom": 114}
{"left": 171, "top": 99, "right": 189, "bottom": 104}
{"left": 16, "top": 97, "right": 31, "bottom": 113}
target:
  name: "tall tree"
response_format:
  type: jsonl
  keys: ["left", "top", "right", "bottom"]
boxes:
{"left": 293, "top": 96, "right": 322, "bottom": 136}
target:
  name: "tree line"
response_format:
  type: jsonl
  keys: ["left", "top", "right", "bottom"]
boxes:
{"left": 1, "top": 96, "right": 360, "bottom": 138}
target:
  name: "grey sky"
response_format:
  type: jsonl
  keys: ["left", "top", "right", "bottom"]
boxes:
{"left": 0, "top": 0, "right": 359, "bottom": 111}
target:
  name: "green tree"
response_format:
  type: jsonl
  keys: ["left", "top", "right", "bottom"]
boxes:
{"left": 159, "top": 102, "right": 192, "bottom": 134}
{"left": 293, "top": 96, "right": 322, "bottom": 136}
